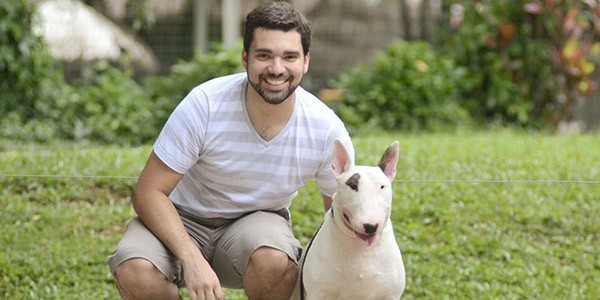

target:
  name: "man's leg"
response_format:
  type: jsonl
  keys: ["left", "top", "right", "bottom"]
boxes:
{"left": 243, "top": 246, "right": 298, "bottom": 300}
{"left": 108, "top": 217, "right": 187, "bottom": 299}
{"left": 210, "top": 211, "right": 301, "bottom": 300}
{"left": 114, "top": 258, "right": 180, "bottom": 300}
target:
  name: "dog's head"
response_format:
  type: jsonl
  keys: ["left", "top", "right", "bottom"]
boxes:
{"left": 331, "top": 139, "right": 399, "bottom": 246}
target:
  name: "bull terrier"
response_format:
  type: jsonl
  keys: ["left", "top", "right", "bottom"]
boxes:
{"left": 292, "top": 140, "right": 406, "bottom": 300}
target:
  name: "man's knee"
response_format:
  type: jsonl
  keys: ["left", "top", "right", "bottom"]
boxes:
{"left": 114, "top": 258, "right": 178, "bottom": 300}
{"left": 115, "top": 258, "right": 157, "bottom": 281}
{"left": 250, "top": 247, "right": 296, "bottom": 271}
{"left": 244, "top": 247, "right": 298, "bottom": 299}
{"left": 245, "top": 246, "right": 298, "bottom": 283}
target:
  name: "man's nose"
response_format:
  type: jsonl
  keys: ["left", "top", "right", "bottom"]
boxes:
{"left": 268, "top": 57, "right": 285, "bottom": 75}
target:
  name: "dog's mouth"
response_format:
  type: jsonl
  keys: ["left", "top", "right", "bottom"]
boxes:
{"left": 355, "top": 231, "right": 378, "bottom": 246}
{"left": 342, "top": 213, "right": 379, "bottom": 246}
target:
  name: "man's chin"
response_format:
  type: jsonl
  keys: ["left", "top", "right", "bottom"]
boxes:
{"left": 249, "top": 78, "right": 298, "bottom": 105}
{"left": 258, "top": 87, "right": 295, "bottom": 105}
{"left": 261, "top": 93, "right": 289, "bottom": 105}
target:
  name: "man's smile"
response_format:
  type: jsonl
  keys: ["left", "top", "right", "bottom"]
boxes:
{"left": 262, "top": 75, "right": 290, "bottom": 91}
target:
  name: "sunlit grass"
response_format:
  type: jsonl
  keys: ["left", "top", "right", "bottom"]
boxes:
{"left": 1, "top": 131, "right": 599, "bottom": 299}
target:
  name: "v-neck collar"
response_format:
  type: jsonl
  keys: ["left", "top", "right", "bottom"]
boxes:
{"left": 241, "top": 81, "right": 298, "bottom": 146}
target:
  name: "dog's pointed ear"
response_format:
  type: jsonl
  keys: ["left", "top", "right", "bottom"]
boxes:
{"left": 378, "top": 141, "right": 399, "bottom": 180}
{"left": 332, "top": 139, "right": 352, "bottom": 176}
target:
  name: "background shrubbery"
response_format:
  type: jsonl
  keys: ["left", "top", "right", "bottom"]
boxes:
{"left": 1, "top": 0, "right": 599, "bottom": 145}
{"left": 2, "top": 49, "right": 243, "bottom": 145}
{"left": 334, "top": 0, "right": 599, "bottom": 132}
{"left": 334, "top": 40, "right": 473, "bottom": 132}
{"left": 439, "top": 0, "right": 599, "bottom": 128}
{"left": 0, "top": 0, "right": 243, "bottom": 145}
{"left": 0, "top": 0, "right": 65, "bottom": 140}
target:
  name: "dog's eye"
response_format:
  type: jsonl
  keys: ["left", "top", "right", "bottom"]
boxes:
{"left": 380, "top": 185, "right": 386, "bottom": 190}
{"left": 343, "top": 213, "right": 350, "bottom": 222}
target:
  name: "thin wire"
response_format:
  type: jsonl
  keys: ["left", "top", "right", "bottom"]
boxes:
{"left": 0, "top": 173, "right": 138, "bottom": 180}
{"left": 0, "top": 173, "right": 599, "bottom": 185}
{"left": 392, "top": 179, "right": 600, "bottom": 185}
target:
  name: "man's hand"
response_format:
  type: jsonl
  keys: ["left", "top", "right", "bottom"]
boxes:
{"left": 181, "top": 249, "right": 224, "bottom": 300}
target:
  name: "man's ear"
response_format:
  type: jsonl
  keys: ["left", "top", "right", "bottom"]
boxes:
{"left": 303, "top": 52, "right": 310, "bottom": 74}
{"left": 242, "top": 50, "right": 248, "bottom": 69}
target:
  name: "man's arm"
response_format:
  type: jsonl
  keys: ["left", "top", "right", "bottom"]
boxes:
{"left": 322, "top": 194, "right": 333, "bottom": 212}
{"left": 133, "top": 151, "right": 224, "bottom": 300}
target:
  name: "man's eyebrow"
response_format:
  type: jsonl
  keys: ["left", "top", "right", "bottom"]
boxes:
{"left": 254, "top": 48, "right": 273, "bottom": 53}
{"left": 253, "top": 48, "right": 301, "bottom": 56}
{"left": 283, "top": 50, "right": 302, "bottom": 56}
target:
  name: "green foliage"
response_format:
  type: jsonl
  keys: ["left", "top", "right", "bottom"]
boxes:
{"left": 146, "top": 44, "right": 245, "bottom": 127}
{"left": 439, "top": 0, "right": 600, "bottom": 128}
{"left": 1, "top": 131, "right": 599, "bottom": 299}
{"left": 0, "top": 31, "right": 243, "bottom": 145}
{"left": 59, "top": 62, "right": 158, "bottom": 145}
{"left": 334, "top": 40, "right": 473, "bottom": 132}
{"left": 439, "top": 0, "right": 534, "bottom": 126}
{"left": 1, "top": 62, "right": 158, "bottom": 145}
{"left": 0, "top": 0, "right": 243, "bottom": 145}
{"left": 0, "top": 0, "right": 64, "bottom": 120}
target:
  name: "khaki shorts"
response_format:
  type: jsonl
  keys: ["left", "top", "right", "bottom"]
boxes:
{"left": 107, "top": 207, "right": 301, "bottom": 289}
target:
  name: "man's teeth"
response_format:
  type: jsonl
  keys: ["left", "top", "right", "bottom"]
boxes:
{"left": 266, "top": 78, "right": 286, "bottom": 85}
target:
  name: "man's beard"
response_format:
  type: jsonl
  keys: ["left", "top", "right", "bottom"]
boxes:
{"left": 248, "top": 74, "right": 300, "bottom": 105}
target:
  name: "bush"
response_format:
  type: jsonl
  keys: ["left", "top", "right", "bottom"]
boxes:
{"left": 0, "top": 0, "right": 65, "bottom": 120}
{"left": 439, "top": 1, "right": 532, "bottom": 126}
{"left": 57, "top": 62, "right": 157, "bottom": 145}
{"left": 439, "top": 0, "right": 600, "bottom": 128}
{"left": 334, "top": 40, "right": 472, "bottom": 132}
{"left": 1, "top": 36, "right": 244, "bottom": 145}
{"left": 0, "top": 0, "right": 244, "bottom": 145}
{"left": 1, "top": 62, "right": 157, "bottom": 145}
{"left": 56, "top": 45, "right": 245, "bottom": 145}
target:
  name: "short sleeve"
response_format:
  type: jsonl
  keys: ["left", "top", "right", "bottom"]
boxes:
{"left": 153, "top": 88, "right": 209, "bottom": 174}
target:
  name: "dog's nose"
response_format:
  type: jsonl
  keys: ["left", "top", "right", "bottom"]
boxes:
{"left": 363, "top": 223, "right": 378, "bottom": 234}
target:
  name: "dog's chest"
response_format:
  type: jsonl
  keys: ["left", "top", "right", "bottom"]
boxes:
{"left": 303, "top": 220, "right": 404, "bottom": 299}
{"left": 306, "top": 253, "right": 403, "bottom": 299}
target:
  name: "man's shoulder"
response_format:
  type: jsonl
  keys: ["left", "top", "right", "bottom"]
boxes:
{"left": 191, "top": 73, "right": 247, "bottom": 96}
{"left": 296, "top": 87, "right": 340, "bottom": 119}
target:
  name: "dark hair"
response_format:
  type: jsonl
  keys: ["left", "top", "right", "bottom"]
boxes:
{"left": 243, "top": 1, "right": 311, "bottom": 55}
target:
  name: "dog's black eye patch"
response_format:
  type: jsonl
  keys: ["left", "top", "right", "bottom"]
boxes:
{"left": 345, "top": 173, "right": 361, "bottom": 191}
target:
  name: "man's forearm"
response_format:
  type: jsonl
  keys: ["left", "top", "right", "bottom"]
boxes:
{"left": 322, "top": 194, "right": 333, "bottom": 212}
{"left": 133, "top": 191, "right": 202, "bottom": 262}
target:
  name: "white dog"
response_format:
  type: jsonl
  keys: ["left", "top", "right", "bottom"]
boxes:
{"left": 292, "top": 140, "right": 406, "bottom": 300}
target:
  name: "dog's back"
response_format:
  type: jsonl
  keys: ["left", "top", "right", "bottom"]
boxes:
{"left": 293, "top": 140, "right": 405, "bottom": 300}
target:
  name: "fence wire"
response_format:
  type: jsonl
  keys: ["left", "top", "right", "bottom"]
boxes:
{"left": 1, "top": 173, "right": 599, "bottom": 185}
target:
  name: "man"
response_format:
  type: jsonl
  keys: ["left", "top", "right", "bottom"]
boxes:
{"left": 108, "top": 2, "right": 354, "bottom": 300}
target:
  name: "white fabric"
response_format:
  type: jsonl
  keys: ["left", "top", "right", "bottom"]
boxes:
{"left": 153, "top": 73, "right": 354, "bottom": 218}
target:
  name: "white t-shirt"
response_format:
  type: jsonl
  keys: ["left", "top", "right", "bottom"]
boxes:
{"left": 153, "top": 73, "right": 354, "bottom": 218}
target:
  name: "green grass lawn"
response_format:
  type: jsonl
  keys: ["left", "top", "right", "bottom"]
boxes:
{"left": 1, "top": 130, "right": 599, "bottom": 299}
